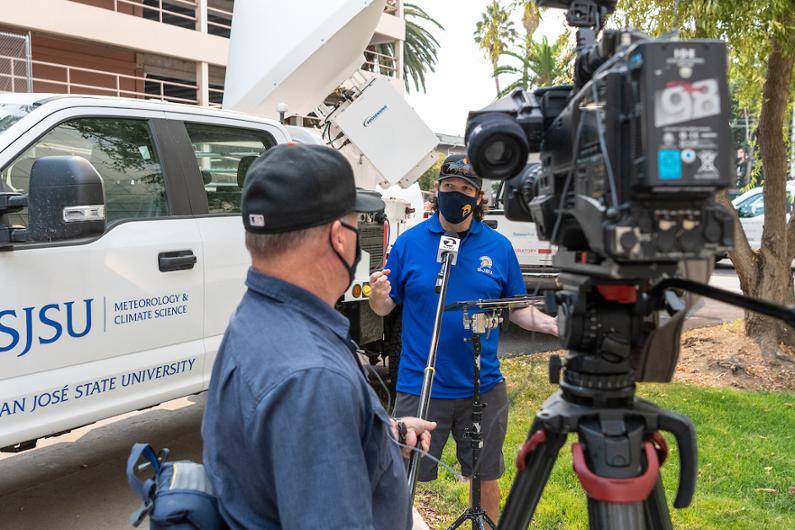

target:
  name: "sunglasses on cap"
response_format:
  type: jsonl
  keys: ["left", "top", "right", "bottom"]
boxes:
{"left": 441, "top": 159, "right": 475, "bottom": 178}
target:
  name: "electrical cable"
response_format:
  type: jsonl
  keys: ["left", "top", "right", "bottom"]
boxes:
{"left": 361, "top": 355, "right": 465, "bottom": 481}
{"left": 550, "top": 113, "right": 588, "bottom": 244}
{"left": 591, "top": 81, "right": 621, "bottom": 210}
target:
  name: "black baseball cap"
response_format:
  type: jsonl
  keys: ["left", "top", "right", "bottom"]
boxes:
{"left": 438, "top": 154, "right": 482, "bottom": 189}
{"left": 242, "top": 144, "right": 384, "bottom": 234}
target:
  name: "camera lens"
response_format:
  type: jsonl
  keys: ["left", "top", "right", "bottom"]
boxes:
{"left": 466, "top": 113, "right": 529, "bottom": 180}
{"left": 484, "top": 139, "right": 512, "bottom": 166}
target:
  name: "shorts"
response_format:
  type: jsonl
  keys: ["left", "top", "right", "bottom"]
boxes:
{"left": 393, "top": 381, "right": 509, "bottom": 481}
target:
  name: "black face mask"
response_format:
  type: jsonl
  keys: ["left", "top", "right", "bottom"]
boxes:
{"left": 437, "top": 190, "right": 478, "bottom": 224}
{"left": 330, "top": 221, "right": 361, "bottom": 291}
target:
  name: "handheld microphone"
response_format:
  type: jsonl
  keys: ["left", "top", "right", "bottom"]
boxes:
{"left": 436, "top": 231, "right": 460, "bottom": 293}
{"left": 436, "top": 231, "right": 460, "bottom": 265}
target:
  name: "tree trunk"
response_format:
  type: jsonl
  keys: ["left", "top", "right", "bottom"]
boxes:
{"left": 743, "top": 37, "right": 795, "bottom": 362}
{"left": 493, "top": 65, "right": 501, "bottom": 97}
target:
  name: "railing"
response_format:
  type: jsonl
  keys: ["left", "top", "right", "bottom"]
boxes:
{"left": 208, "top": 85, "right": 225, "bottom": 105}
{"left": 0, "top": 51, "right": 395, "bottom": 109}
{"left": 0, "top": 54, "right": 225, "bottom": 107}
{"left": 362, "top": 48, "right": 398, "bottom": 77}
{"left": 69, "top": 0, "right": 233, "bottom": 35}
{"left": 206, "top": 4, "right": 233, "bottom": 35}
{"left": 113, "top": 0, "right": 196, "bottom": 25}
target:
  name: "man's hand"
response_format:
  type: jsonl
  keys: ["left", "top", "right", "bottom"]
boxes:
{"left": 368, "top": 269, "right": 397, "bottom": 316}
{"left": 390, "top": 417, "right": 436, "bottom": 459}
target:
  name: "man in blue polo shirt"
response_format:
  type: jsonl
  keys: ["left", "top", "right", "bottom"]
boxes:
{"left": 369, "top": 155, "right": 558, "bottom": 523}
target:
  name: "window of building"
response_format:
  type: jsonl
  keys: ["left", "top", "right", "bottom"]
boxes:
{"left": 0, "top": 118, "right": 168, "bottom": 227}
{"left": 184, "top": 123, "right": 276, "bottom": 214}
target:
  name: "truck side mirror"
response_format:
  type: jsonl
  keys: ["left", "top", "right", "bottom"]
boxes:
{"left": 0, "top": 192, "right": 28, "bottom": 249}
{"left": 27, "top": 156, "right": 106, "bottom": 242}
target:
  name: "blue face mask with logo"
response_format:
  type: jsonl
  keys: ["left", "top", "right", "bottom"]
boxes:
{"left": 437, "top": 191, "right": 478, "bottom": 224}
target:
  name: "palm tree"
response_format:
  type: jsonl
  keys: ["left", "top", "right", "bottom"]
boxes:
{"left": 402, "top": 3, "right": 444, "bottom": 93}
{"left": 513, "top": 0, "right": 540, "bottom": 35}
{"left": 494, "top": 33, "right": 573, "bottom": 97}
{"left": 493, "top": 34, "right": 533, "bottom": 97}
{"left": 474, "top": 0, "right": 518, "bottom": 96}
{"left": 368, "top": 3, "right": 444, "bottom": 93}
{"left": 527, "top": 34, "right": 573, "bottom": 86}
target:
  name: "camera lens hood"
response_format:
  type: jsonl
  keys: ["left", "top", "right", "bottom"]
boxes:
{"left": 466, "top": 113, "right": 529, "bottom": 181}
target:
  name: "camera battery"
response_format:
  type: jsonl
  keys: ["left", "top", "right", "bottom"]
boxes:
{"left": 631, "top": 40, "right": 733, "bottom": 192}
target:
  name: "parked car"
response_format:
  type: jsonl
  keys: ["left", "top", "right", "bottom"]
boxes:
{"left": 732, "top": 182, "right": 795, "bottom": 250}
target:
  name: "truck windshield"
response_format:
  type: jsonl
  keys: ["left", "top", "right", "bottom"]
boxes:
{"left": 0, "top": 103, "right": 34, "bottom": 134}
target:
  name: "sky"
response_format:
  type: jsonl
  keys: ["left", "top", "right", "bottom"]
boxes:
{"left": 405, "top": 1, "right": 567, "bottom": 137}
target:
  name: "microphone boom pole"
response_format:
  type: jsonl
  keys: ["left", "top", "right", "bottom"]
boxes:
{"left": 407, "top": 232, "right": 460, "bottom": 503}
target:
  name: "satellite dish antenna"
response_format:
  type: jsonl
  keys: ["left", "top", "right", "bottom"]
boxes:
{"left": 223, "top": 0, "right": 387, "bottom": 119}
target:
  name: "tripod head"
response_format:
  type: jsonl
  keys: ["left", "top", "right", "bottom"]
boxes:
{"left": 445, "top": 295, "right": 544, "bottom": 337}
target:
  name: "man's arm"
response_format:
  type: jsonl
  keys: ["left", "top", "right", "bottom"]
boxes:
{"left": 254, "top": 370, "right": 377, "bottom": 530}
{"left": 509, "top": 305, "right": 559, "bottom": 336}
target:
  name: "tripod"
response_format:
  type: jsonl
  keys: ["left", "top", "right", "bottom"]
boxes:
{"left": 441, "top": 297, "right": 544, "bottom": 529}
{"left": 490, "top": 266, "right": 714, "bottom": 530}
{"left": 447, "top": 310, "right": 504, "bottom": 530}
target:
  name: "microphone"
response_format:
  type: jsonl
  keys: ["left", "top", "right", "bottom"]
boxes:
{"left": 408, "top": 230, "right": 459, "bottom": 500}
{"left": 436, "top": 231, "right": 459, "bottom": 293}
{"left": 436, "top": 231, "right": 460, "bottom": 265}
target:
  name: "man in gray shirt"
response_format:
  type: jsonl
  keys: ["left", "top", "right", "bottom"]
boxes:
{"left": 202, "top": 144, "right": 435, "bottom": 530}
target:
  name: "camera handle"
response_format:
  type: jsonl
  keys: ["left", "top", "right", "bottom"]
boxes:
{"left": 651, "top": 278, "right": 795, "bottom": 327}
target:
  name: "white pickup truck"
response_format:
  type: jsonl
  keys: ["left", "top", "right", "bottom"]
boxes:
{"left": 482, "top": 177, "right": 558, "bottom": 292}
{"left": 0, "top": 94, "right": 392, "bottom": 452}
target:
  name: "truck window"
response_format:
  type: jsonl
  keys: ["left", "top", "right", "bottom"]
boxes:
{"left": 0, "top": 118, "right": 168, "bottom": 227}
{"left": 183, "top": 123, "right": 276, "bottom": 214}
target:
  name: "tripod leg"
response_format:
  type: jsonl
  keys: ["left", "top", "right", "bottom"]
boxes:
{"left": 497, "top": 427, "right": 567, "bottom": 530}
{"left": 643, "top": 478, "right": 673, "bottom": 530}
{"left": 445, "top": 510, "right": 470, "bottom": 530}
{"left": 587, "top": 498, "right": 646, "bottom": 530}
{"left": 483, "top": 513, "right": 497, "bottom": 529}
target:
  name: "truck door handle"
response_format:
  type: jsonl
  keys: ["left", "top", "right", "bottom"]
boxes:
{"left": 485, "top": 220, "right": 498, "bottom": 229}
{"left": 158, "top": 250, "right": 197, "bottom": 272}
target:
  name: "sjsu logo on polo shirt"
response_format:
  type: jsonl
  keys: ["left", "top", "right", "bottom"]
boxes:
{"left": 477, "top": 255, "right": 494, "bottom": 275}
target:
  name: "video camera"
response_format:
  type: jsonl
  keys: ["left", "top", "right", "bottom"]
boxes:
{"left": 462, "top": 4, "right": 795, "bottom": 527}
{"left": 466, "top": 0, "right": 735, "bottom": 264}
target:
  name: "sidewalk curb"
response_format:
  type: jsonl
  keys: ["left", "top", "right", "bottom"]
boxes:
{"left": 412, "top": 507, "right": 430, "bottom": 530}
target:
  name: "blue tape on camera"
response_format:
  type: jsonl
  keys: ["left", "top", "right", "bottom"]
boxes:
{"left": 658, "top": 150, "right": 682, "bottom": 180}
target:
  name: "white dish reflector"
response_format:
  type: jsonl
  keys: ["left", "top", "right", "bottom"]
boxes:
{"left": 223, "top": 0, "right": 386, "bottom": 118}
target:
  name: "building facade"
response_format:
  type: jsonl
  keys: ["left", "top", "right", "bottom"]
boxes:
{"left": 0, "top": 0, "right": 405, "bottom": 108}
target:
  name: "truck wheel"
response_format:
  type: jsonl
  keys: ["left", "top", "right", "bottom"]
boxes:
{"left": 383, "top": 306, "right": 402, "bottom": 409}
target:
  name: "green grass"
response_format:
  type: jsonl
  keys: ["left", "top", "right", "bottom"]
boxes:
{"left": 418, "top": 356, "right": 795, "bottom": 529}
